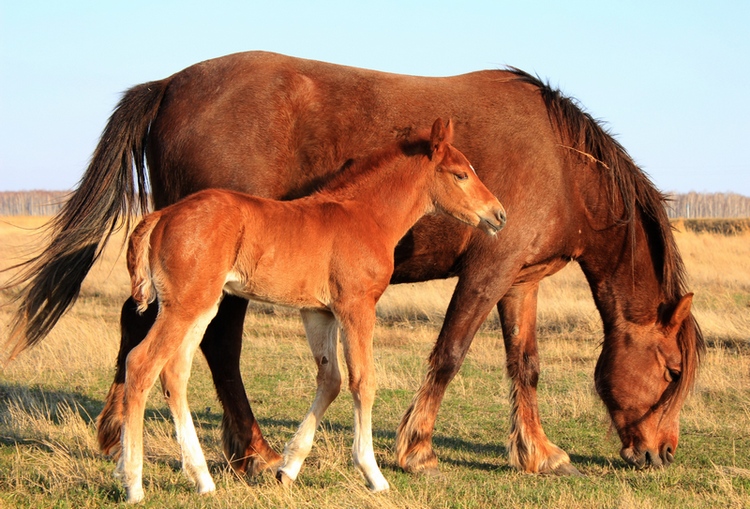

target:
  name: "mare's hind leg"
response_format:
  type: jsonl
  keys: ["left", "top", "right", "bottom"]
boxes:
{"left": 277, "top": 309, "right": 342, "bottom": 485}
{"left": 200, "top": 295, "right": 282, "bottom": 475}
{"left": 497, "top": 283, "right": 581, "bottom": 475}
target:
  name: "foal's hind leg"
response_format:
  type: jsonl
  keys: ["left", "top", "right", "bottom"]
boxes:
{"left": 97, "top": 298, "right": 157, "bottom": 457}
{"left": 97, "top": 296, "right": 281, "bottom": 476}
{"left": 115, "top": 311, "right": 195, "bottom": 503}
{"left": 159, "top": 304, "right": 223, "bottom": 495}
{"left": 497, "top": 283, "right": 581, "bottom": 475}
{"left": 277, "top": 309, "right": 342, "bottom": 485}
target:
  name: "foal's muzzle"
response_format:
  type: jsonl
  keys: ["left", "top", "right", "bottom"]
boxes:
{"left": 479, "top": 207, "right": 507, "bottom": 236}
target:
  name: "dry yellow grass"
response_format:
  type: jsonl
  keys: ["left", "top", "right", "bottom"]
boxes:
{"left": 0, "top": 216, "right": 748, "bottom": 508}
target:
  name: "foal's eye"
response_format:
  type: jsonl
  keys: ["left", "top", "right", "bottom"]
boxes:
{"left": 665, "top": 368, "right": 681, "bottom": 383}
{"left": 454, "top": 172, "right": 469, "bottom": 181}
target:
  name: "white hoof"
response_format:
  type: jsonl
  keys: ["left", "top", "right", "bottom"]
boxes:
{"left": 367, "top": 474, "right": 390, "bottom": 493}
{"left": 196, "top": 473, "right": 216, "bottom": 495}
{"left": 125, "top": 485, "right": 145, "bottom": 504}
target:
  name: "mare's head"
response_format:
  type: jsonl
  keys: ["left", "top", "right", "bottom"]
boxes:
{"left": 426, "top": 118, "right": 506, "bottom": 235}
{"left": 594, "top": 283, "right": 701, "bottom": 469}
{"left": 507, "top": 67, "right": 705, "bottom": 470}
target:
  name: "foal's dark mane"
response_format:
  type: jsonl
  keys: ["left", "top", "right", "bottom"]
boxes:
{"left": 509, "top": 68, "right": 705, "bottom": 398}
{"left": 313, "top": 137, "right": 431, "bottom": 200}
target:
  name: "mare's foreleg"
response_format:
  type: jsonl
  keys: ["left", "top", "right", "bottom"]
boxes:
{"left": 396, "top": 272, "right": 508, "bottom": 474}
{"left": 338, "top": 305, "right": 389, "bottom": 492}
{"left": 200, "top": 295, "right": 282, "bottom": 475}
{"left": 277, "top": 309, "right": 342, "bottom": 485}
{"left": 497, "top": 283, "right": 581, "bottom": 475}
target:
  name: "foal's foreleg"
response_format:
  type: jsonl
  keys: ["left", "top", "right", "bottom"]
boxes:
{"left": 498, "top": 283, "right": 581, "bottom": 475}
{"left": 338, "top": 306, "right": 389, "bottom": 492}
{"left": 277, "top": 309, "right": 342, "bottom": 485}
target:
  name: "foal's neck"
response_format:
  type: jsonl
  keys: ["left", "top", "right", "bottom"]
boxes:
{"left": 318, "top": 154, "right": 434, "bottom": 246}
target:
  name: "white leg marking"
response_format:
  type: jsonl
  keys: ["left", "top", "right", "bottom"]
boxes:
{"left": 352, "top": 396, "right": 389, "bottom": 492}
{"left": 278, "top": 310, "right": 342, "bottom": 483}
{"left": 168, "top": 307, "right": 220, "bottom": 495}
{"left": 115, "top": 422, "right": 145, "bottom": 503}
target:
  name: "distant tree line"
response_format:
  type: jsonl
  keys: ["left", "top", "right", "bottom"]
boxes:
{"left": 665, "top": 192, "right": 750, "bottom": 219}
{"left": 0, "top": 191, "right": 68, "bottom": 216}
{"left": 1, "top": 190, "right": 749, "bottom": 219}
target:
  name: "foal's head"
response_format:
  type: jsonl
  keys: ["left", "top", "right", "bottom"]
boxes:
{"left": 426, "top": 118, "right": 506, "bottom": 235}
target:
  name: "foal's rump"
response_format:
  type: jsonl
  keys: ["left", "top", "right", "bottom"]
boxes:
{"left": 126, "top": 190, "right": 247, "bottom": 313}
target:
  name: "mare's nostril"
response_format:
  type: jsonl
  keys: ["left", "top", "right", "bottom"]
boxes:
{"left": 663, "top": 445, "right": 675, "bottom": 465}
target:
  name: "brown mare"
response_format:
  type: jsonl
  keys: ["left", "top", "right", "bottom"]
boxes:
{"left": 4, "top": 52, "right": 703, "bottom": 480}
{"left": 115, "top": 119, "right": 504, "bottom": 502}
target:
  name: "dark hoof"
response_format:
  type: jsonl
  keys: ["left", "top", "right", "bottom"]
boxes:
{"left": 275, "top": 469, "right": 294, "bottom": 487}
{"left": 418, "top": 466, "right": 446, "bottom": 481}
{"left": 552, "top": 462, "right": 584, "bottom": 477}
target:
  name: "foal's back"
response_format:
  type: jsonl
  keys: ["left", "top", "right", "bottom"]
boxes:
{"left": 129, "top": 188, "right": 392, "bottom": 313}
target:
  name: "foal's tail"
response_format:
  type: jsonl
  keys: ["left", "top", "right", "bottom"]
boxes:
{"left": 127, "top": 213, "right": 161, "bottom": 314}
{"left": 1, "top": 80, "right": 169, "bottom": 362}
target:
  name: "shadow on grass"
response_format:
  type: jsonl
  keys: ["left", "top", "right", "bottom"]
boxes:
{"left": 0, "top": 384, "right": 617, "bottom": 478}
{"left": 0, "top": 383, "right": 105, "bottom": 447}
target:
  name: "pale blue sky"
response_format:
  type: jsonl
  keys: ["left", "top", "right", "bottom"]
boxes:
{"left": 1, "top": 1, "right": 748, "bottom": 194}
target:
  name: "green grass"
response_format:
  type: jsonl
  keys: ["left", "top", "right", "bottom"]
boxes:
{"left": 1, "top": 312, "right": 748, "bottom": 508}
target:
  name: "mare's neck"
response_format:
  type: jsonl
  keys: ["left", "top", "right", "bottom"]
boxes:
{"left": 579, "top": 220, "right": 665, "bottom": 332}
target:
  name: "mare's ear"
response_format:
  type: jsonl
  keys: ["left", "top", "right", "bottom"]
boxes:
{"left": 430, "top": 118, "right": 452, "bottom": 160}
{"left": 665, "top": 293, "right": 693, "bottom": 336}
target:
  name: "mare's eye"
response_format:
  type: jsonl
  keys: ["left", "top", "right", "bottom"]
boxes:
{"left": 454, "top": 172, "right": 469, "bottom": 181}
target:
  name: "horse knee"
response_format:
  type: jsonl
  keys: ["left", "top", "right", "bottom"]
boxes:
{"left": 316, "top": 356, "right": 342, "bottom": 400}
{"left": 347, "top": 373, "right": 376, "bottom": 403}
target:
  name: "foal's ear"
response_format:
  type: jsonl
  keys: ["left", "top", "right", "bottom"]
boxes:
{"left": 430, "top": 118, "right": 453, "bottom": 159}
{"left": 665, "top": 293, "right": 693, "bottom": 336}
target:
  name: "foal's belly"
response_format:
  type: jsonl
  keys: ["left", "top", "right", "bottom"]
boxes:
{"left": 223, "top": 270, "right": 331, "bottom": 310}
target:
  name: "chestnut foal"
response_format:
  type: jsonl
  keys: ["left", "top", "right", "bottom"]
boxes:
{"left": 116, "top": 118, "right": 506, "bottom": 502}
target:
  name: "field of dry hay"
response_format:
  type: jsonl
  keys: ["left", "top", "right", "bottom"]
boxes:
{"left": 0, "top": 216, "right": 748, "bottom": 508}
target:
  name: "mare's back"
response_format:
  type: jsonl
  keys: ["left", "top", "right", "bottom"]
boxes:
{"left": 147, "top": 52, "right": 577, "bottom": 276}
